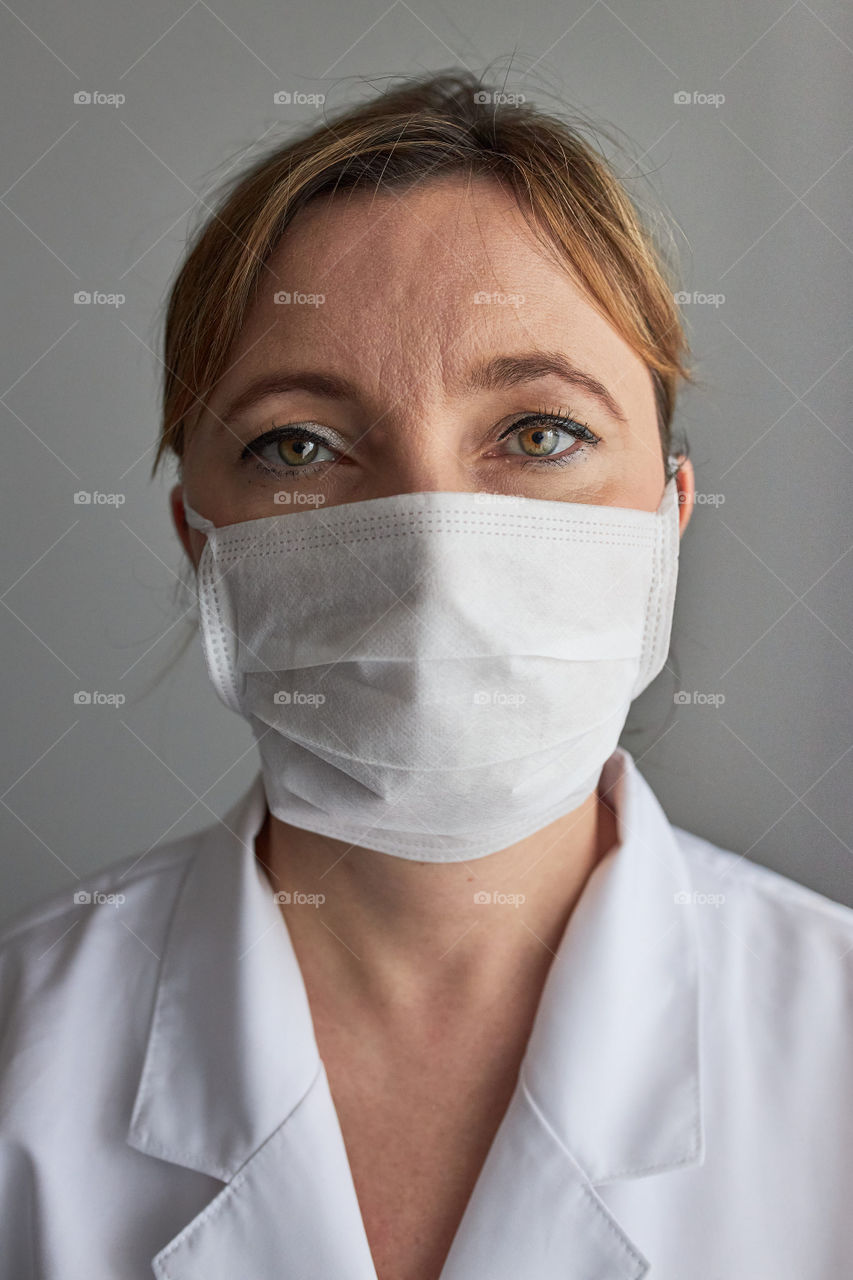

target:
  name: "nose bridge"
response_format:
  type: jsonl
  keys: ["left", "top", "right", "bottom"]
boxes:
{"left": 363, "top": 396, "right": 475, "bottom": 495}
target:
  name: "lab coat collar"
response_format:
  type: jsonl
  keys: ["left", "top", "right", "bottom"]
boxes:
{"left": 126, "top": 772, "right": 321, "bottom": 1182}
{"left": 520, "top": 747, "right": 704, "bottom": 1185}
{"left": 127, "top": 749, "right": 703, "bottom": 1278}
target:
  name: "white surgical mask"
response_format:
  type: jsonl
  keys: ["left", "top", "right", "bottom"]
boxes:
{"left": 183, "top": 477, "right": 680, "bottom": 861}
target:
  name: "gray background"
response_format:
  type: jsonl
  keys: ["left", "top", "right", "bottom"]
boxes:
{"left": 1, "top": 0, "right": 851, "bottom": 927}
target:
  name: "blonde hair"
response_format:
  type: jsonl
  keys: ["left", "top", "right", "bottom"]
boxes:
{"left": 153, "top": 70, "right": 692, "bottom": 477}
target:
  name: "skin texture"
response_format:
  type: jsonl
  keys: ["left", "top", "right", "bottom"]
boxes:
{"left": 169, "top": 175, "right": 695, "bottom": 1280}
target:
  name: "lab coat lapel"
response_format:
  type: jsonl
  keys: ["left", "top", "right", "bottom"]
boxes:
{"left": 441, "top": 749, "right": 703, "bottom": 1279}
{"left": 440, "top": 1082, "right": 650, "bottom": 1280}
{"left": 126, "top": 773, "right": 318, "bottom": 1182}
{"left": 124, "top": 773, "right": 378, "bottom": 1278}
{"left": 150, "top": 1062, "right": 378, "bottom": 1279}
{"left": 520, "top": 749, "right": 704, "bottom": 1184}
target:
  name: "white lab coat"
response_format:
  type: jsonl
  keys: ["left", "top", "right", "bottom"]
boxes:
{"left": 1, "top": 747, "right": 852, "bottom": 1278}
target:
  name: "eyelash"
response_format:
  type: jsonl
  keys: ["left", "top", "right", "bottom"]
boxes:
{"left": 239, "top": 406, "right": 601, "bottom": 479}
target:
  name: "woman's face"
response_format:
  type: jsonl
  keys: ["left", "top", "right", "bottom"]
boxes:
{"left": 173, "top": 175, "right": 693, "bottom": 564}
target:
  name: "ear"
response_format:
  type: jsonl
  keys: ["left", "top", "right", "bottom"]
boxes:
{"left": 169, "top": 483, "right": 203, "bottom": 568}
{"left": 673, "top": 457, "right": 695, "bottom": 536}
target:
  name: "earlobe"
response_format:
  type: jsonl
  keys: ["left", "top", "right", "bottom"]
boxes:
{"left": 169, "top": 483, "right": 196, "bottom": 565}
{"left": 674, "top": 458, "right": 695, "bottom": 535}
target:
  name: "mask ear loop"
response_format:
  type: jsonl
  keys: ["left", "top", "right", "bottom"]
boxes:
{"left": 664, "top": 452, "right": 683, "bottom": 482}
{"left": 182, "top": 492, "right": 215, "bottom": 535}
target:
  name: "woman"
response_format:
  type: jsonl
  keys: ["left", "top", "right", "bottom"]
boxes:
{"left": 2, "top": 72, "right": 852, "bottom": 1280}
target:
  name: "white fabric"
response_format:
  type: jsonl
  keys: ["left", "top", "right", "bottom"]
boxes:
{"left": 2, "top": 748, "right": 853, "bottom": 1278}
{"left": 182, "top": 483, "right": 680, "bottom": 860}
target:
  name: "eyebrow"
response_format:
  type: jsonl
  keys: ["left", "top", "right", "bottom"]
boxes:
{"left": 218, "top": 350, "right": 629, "bottom": 427}
{"left": 464, "top": 352, "right": 629, "bottom": 425}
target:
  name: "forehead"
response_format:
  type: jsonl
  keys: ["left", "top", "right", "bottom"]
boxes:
{"left": 218, "top": 175, "right": 653, "bottom": 413}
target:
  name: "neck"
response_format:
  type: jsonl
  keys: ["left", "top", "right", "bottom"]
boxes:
{"left": 254, "top": 783, "right": 619, "bottom": 1011}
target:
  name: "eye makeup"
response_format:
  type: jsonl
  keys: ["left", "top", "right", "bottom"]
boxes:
{"left": 238, "top": 405, "right": 601, "bottom": 480}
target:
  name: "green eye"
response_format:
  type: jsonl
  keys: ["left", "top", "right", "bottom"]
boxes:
{"left": 501, "top": 413, "right": 600, "bottom": 465}
{"left": 514, "top": 424, "right": 564, "bottom": 457}
{"left": 241, "top": 425, "right": 339, "bottom": 476}
{"left": 276, "top": 434, "right": 334, "bottom": 467}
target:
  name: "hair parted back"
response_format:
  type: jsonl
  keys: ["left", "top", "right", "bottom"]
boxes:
{"left": 153, "top": 68, "right": 692, "bottom": 478}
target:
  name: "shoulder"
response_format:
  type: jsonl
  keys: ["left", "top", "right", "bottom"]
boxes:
{"left": 674, "top": 821, "right": 853, "bottom": 933}
{"left": 667, "top": 822, "right": 853, "bottom": 1196}
{"left": 672, "top": 823, "right": 853, "bottom": 1031}
{"left": 0, "top": 831, "right": 200, "bottom": 1023}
